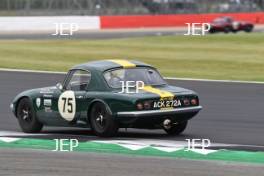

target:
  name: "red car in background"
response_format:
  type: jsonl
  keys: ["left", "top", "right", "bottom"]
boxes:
{"left": 209, "top": 16, "right": 254, "bottom": 33}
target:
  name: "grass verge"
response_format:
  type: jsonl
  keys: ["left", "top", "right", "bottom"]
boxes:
{"left": 0, "top": 33, "right": 263, "bottom": 81}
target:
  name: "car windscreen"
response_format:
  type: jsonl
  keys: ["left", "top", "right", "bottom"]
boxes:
{"left": 104, "top": 68, "right": 167, "bottom": 88}
{"left": 213, "top": 18, "right": 225, "bottom": 23}
{"left": 213, "top": 17, "right": 233, "bottom": 23}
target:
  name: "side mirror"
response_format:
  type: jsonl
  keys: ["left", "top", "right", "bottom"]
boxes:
{"left": 56, "top": 83, "right": 63, "bottom": 91}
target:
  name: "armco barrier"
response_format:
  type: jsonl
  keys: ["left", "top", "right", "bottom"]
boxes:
{"left": 100, "top": 12, "right": 264, "bottom": 29}
{"left": 0, "top": 16, "right": 100, "bottom": 31}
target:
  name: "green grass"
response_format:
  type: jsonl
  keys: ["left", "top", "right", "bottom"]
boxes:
{"left": 0, "top": 33, "right": 264, "bottom": 81}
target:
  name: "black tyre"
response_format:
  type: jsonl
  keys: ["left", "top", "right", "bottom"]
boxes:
{"left": 16, "top": 98, "right": 43, "bottom": 133}
{"left": 90, "top": 102, "right": 118, "bottom": 137}
{"left": 244, "top": 26, "right": 253, "bottom": 33}
{"left": 164, "top": 121, "right": 188, "bottom": 135}
{"left": 209, "top": 29, "right": 215, "bottom": 34}
{"left": 224, "top": 26, "right": 232, "bottom": 33}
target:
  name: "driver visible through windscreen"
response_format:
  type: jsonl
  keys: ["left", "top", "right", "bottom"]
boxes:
{"left": 104, "top": 68, "right": 166, "bottom": 88}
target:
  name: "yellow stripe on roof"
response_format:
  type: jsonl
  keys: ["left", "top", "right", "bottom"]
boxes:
{"left": 143, "top": 86, "right": 174, "bottom": 99}
{"left": 108, "top": 60, "right": 136, "bottom": 68}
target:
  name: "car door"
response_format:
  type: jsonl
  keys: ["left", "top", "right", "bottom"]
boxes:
{"left": 43, "top": 69, "right": 91, "bottom": 126}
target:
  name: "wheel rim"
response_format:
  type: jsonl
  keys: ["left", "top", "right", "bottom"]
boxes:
{"left": 19, "top": 104, "right": 32, "bottom": 123}
{"left": 93, "top": 105, "right": 107, "bottom": 131}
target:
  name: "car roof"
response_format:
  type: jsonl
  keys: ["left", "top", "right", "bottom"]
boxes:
{"left": 219, "top": 16, "right": 233, "bottom": 20}
{"left": 71, "top": 60, "right": 154, "bottom": 72}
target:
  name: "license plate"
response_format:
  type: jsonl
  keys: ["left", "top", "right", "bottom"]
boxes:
{"left": 153, "top": 99, "right": 182, "bottom": 109}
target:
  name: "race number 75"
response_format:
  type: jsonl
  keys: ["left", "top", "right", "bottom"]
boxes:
{"left": 62, "top": 97, "right": 73, "bottom": 113}
{"left": 58, "top": 91, "right": 76, "bottom": 121}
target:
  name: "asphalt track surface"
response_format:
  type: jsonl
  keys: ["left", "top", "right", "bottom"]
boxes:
{"left": 1, "top": 71, "right": 264, "bottom": 175}
{"left": 1, "top": 70, "right": 264, "bottom": 147}
{"left": 0, "top": 29, "right": 185, "bottom": 40}
{"left": 1, "top": 148, "right": 263, "bottom": 176}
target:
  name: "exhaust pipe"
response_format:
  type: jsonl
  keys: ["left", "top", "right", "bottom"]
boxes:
{"left": 163, "top": 119, "right": 171, "bottom": 130}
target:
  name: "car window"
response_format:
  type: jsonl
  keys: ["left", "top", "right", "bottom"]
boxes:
{"left": 104, "top": 68, "right": 166, "bottom": 88}
{"left": 225, "top": 17, "right": 233, "bottom": 23}
{"left": 66, "top": 70, "right": 91, "bottom": 91}
{"left": 214, "top": 18, "right": 225, "bottom": 23}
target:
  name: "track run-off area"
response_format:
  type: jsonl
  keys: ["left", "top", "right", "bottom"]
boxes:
{"left": 0, "top": 69, "right": 264, "bottom": 166}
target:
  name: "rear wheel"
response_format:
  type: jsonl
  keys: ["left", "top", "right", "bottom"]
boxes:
{"left": 16, "top": 98, "right": 43, "bottom": 133}
{"left": 164, "top": 121, "right": 188, "bottom": 135}
{"left": 244, "top": 26, "right": 253, "bottom": 33}
{"left": 224, "top": 27, "right": 231, "bottom": 33}
{"left": 90, "top": 102, "right": 118, "bottom": 137}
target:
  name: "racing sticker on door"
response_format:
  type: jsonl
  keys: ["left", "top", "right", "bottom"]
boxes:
{"left": 58, "top": 91, "right": 76, "bottom": 121}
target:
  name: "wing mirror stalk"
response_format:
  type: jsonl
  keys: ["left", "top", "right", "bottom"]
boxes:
{"left": 56, "top": 83, "right": 63, "bottom": 91}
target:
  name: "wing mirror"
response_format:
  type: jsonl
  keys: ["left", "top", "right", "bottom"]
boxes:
{"left": 56, "top": 83, "right": 63, "bottom": 91}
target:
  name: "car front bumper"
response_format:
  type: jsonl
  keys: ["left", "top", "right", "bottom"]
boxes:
{"left": 116, "top": 106, "right": 202, "bottom": 118}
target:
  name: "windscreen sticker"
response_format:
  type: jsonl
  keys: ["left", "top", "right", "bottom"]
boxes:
{"left": 108, "top": 60, "right": 136, "bottom": 68}
{"left": 58, "top": 91, "right": 76, "bottom": 121}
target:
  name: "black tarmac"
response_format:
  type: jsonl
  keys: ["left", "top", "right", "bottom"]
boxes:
{"left": 1, "top": 71, "right": 263, "bottom": 146}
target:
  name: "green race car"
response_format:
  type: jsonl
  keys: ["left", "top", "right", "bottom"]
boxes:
{"left": 11, "top": 60, "right": 202, "bottom": 137}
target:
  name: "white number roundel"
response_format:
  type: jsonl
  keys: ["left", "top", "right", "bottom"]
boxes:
{"left": 58, "top": 91, "right": 76, "bottom": 121}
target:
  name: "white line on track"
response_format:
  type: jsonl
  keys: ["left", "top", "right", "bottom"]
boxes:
{"left": 0, "top": 68, "right": 66, "bottom": 74}
{"left": 1, "top": 68, "right": 264, "bottom": 84}
{"left": 165, "top": 77, "right": 264, "bottom": 84}
{"left": 1, "top": 130, "right": 264, "bottom": 150}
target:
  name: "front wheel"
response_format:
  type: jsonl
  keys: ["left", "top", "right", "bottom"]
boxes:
{"left": 209, "top": 28, "right": 216, "bottom": 34}
{"left": 89, "top": 102, "right": 118, "bottom": 137}
{"left": 16, "top": 98, "right": 43, "bottom": 133}
{"left": 164, "top": 121, "right": 188, "bottom": 135}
